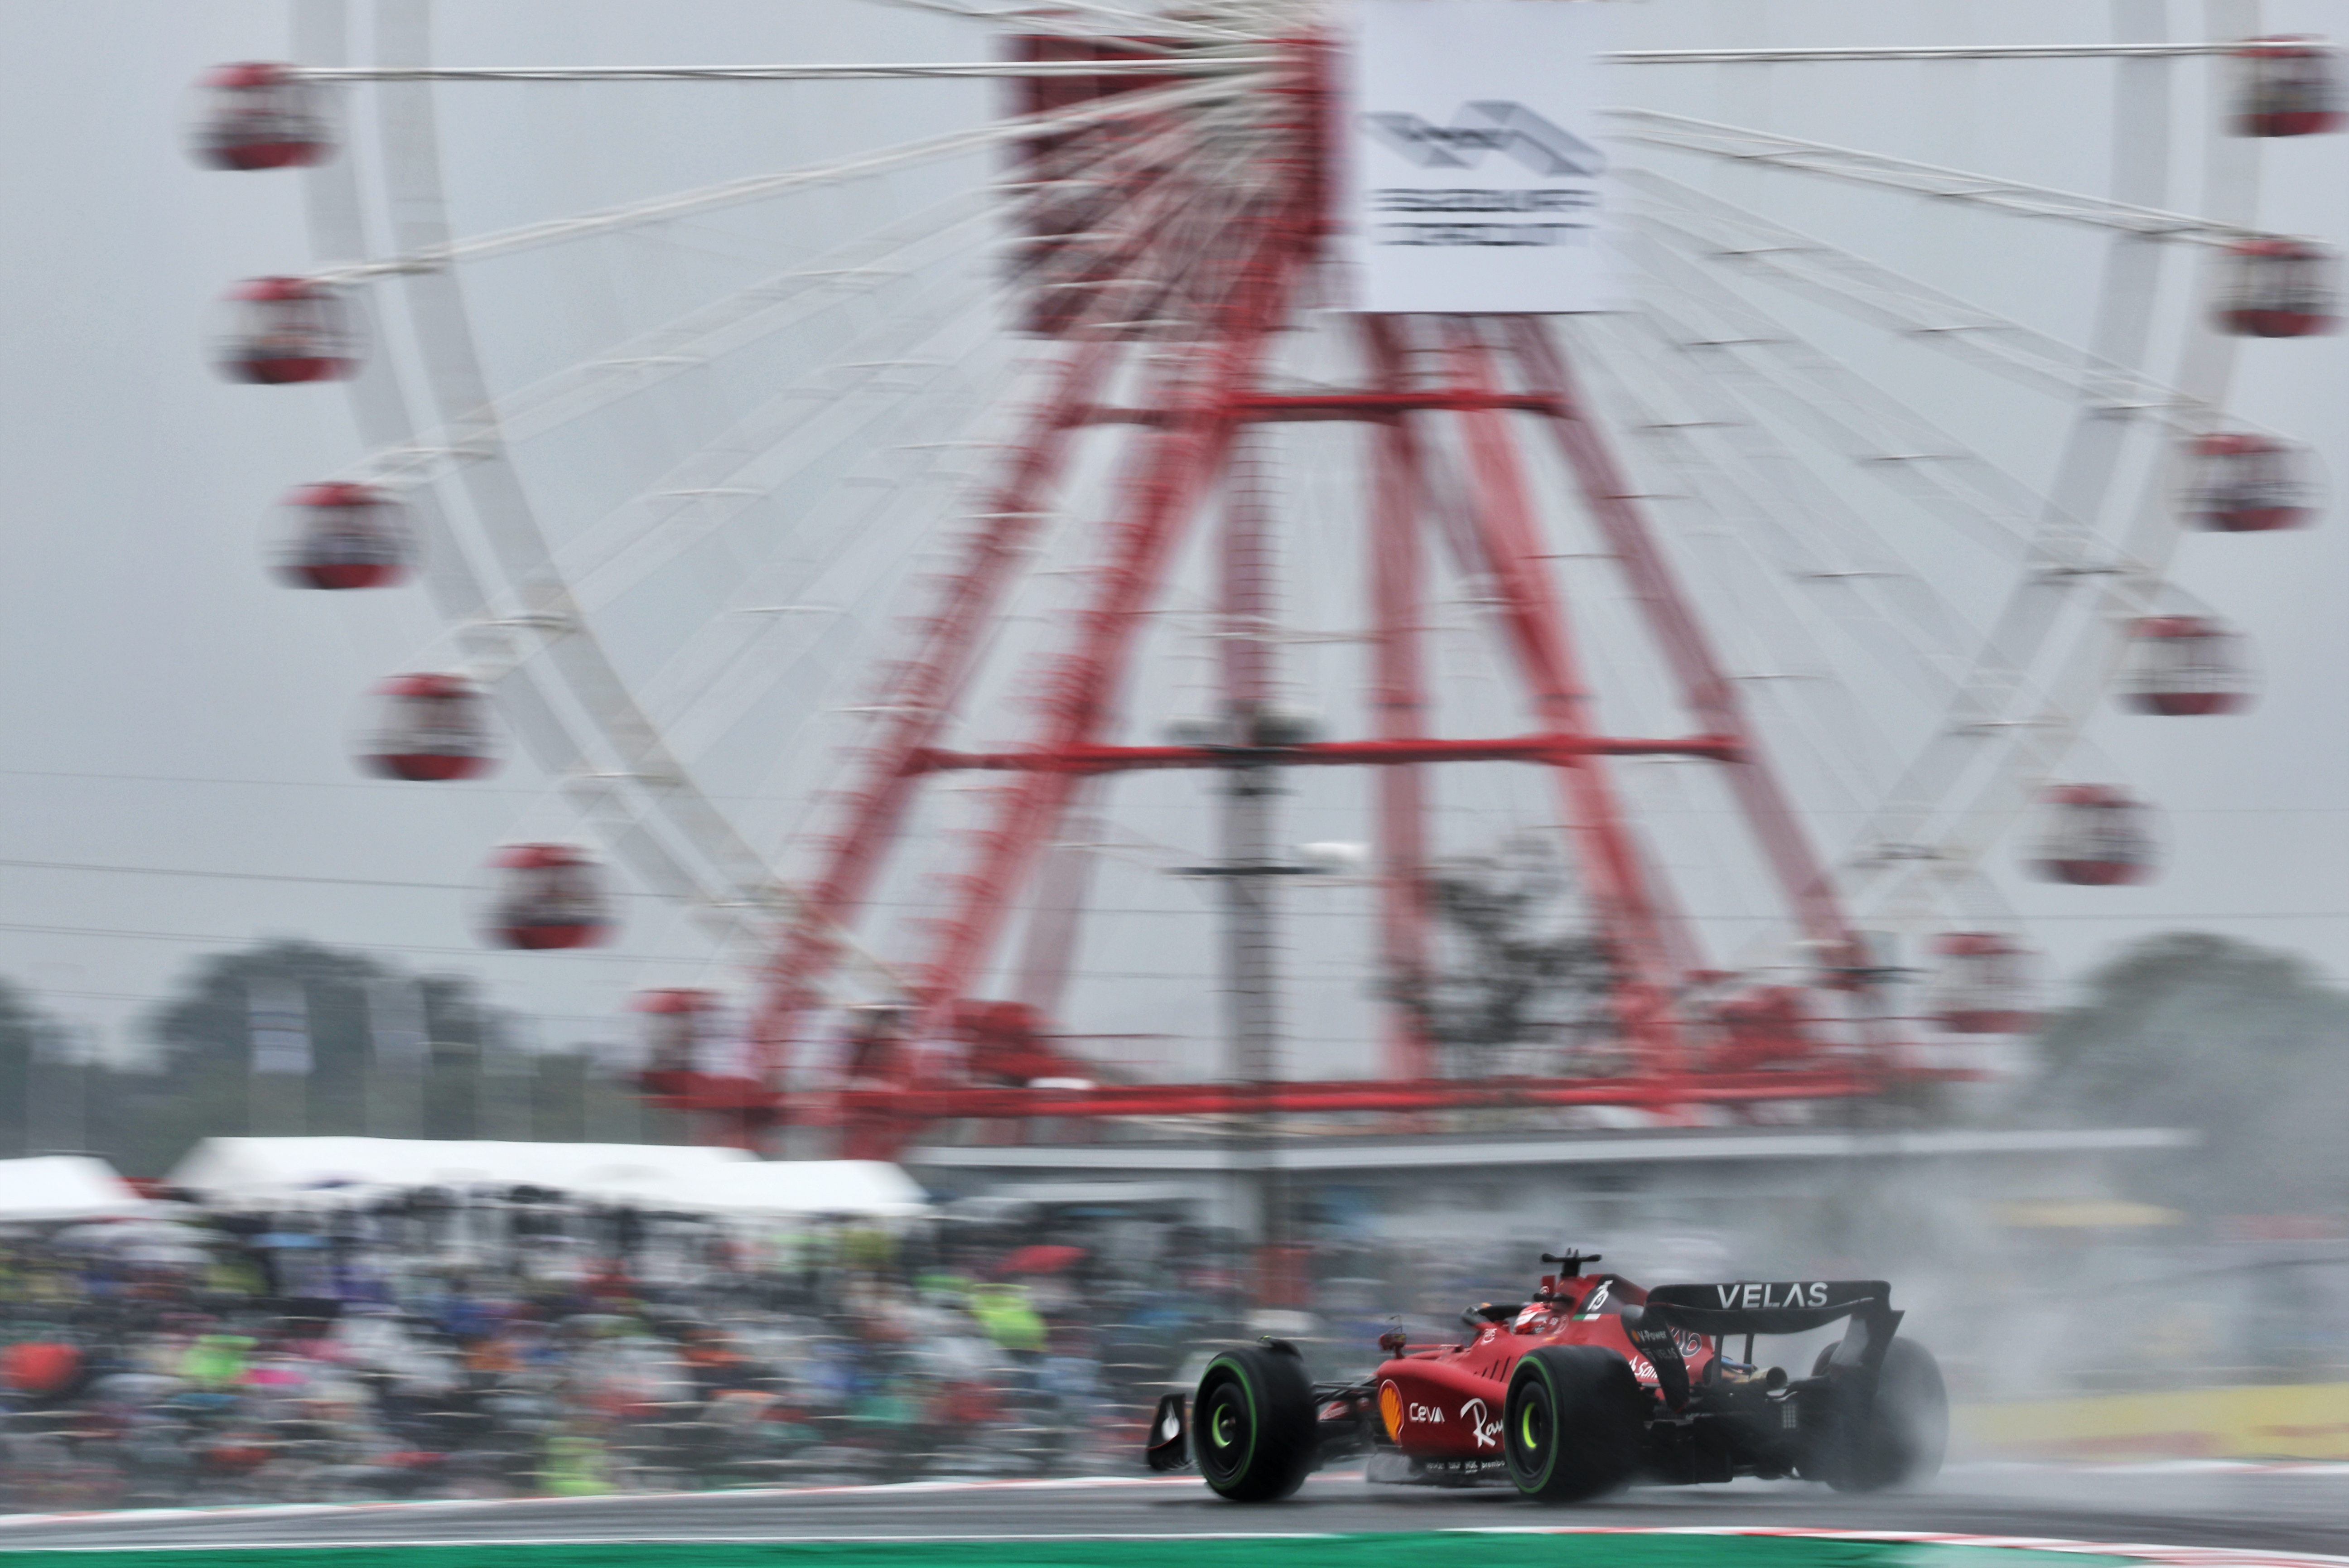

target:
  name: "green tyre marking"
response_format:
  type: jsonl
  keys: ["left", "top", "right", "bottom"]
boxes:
{"left": 1206, "top": 1353, "right": 1260, "bottom": 1489}
{"left": 1520, "top": 1353, "right": 1559, "bottom": 1494}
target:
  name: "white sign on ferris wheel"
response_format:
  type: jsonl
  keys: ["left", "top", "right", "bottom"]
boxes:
{"left": 1335, "top": 0, "right": 1612, "bottom": 314}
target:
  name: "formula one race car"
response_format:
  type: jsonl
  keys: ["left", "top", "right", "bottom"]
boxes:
{"left": 1146, "top": 1250, "right": 1945, "bottom": 1503}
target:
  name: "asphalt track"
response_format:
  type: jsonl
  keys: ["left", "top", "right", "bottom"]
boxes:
{"left": 2, "top": 1465, "right": 2347, "bottom": 1558}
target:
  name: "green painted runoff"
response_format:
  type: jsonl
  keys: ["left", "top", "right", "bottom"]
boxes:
{"left": 0, "top": 1533, "right": 2147, "bottom": 1568}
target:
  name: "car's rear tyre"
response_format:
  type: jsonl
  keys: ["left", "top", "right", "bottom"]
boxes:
{"left": 1817, "top": 1337, "right": 1947, "bottom": 1492}
{"left": 1194, "top": 1345, "right": 1316, "bottom": 1502}
{"left": 1503, "top": 1345, "right": 1645, "bottom": 1502}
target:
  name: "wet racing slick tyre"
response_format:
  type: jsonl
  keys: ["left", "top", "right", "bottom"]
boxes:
{"left": 1503, "top": 1345, "right": 1645, "bottom": 1503}
{"left": 1194, "top": 1345, "right": 1316, "bottom": 1501}
{"left": 1813, "top": 1337, "right": 1948, "bottom": 1492}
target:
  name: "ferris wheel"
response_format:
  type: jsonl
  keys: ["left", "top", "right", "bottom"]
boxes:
{"left": 195, "top": 0, "right": 2338, "bottom": 1150}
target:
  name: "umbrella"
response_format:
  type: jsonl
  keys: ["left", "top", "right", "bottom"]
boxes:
{"left": 1001, "top": 1244, "right": 1084, "bottom": 1275}
{"left": 121, "top": 1243, "right": 212, "bottom": 1267}
{"left": 102, "top": 1220, "right": 217, "bottom": 1245}
{"left": 91, "top": 1372, "right": 178, "bottom": 1404}
{"left": 48, "top": 1222, "right": 131, "bottom": 1250}
{"left": 254, "top": 1232, "right": 328, "bottom": 1250}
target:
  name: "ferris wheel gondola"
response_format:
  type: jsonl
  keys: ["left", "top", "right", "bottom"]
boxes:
{"left": 2236, "top": 36, "right": 2344, "bottom": 137}
{"left": 2219, "top": 238, "right": 2342, "bottom": 337}
{"left": 213, "top": 276, "right": 356, "bottom": 384}
{"left": 2120, "top": 616, "right": 2254, "bottom": 716}
{"left": 359, "top": 673, "right": 496, "bottom": 782}
{"left": 201, "top": 0, "right": 2336, "bottom": 1143}
{"left": 2187, "top": 431, "right": 2321, "bottom": 530}
{"left": 273, "top": 482, "right": 411, "bottom": 589}
{"left": 486, "top": 843, "right": 612, "bottom": 952}
{"left": 188, "top": 62, "right": 333, "bottom": 170}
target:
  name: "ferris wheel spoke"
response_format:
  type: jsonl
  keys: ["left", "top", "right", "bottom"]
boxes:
{"left": 1568, "top": 312, "right": 1984, "bottom": 814}
{"left": 531, "top": 336, "right": 1013, "bottom": 785}
{"left": 660, "top": 178, "right": 1295, "bottom": 791}
{"left": 342, "top": 195, "right": 998, "bottom": 492}
{"left": 867, "top": 0, "right": 1269, "bottom": 47}
{"left": 1620, "top": 224, "right": 2058, "bottom": 559}
{"left": 1625, "top": 172, "right": 2243, "bottom": 438}
{"left": 665, "top": 469, "right": 1008, "bottom": 796}
{"left": 1573, "top": 305, "right": 1982, "bottom": 716}
{"left": 1027, "top": 0, "right": 1266, "bottom": 43}
{"left": 298, "top": 57, "right": 1276, "bottom": 82}
{"left": 310, "top": 72, "right": 1268, "bottom": 285}
{"left": 1569, "top": 312, "right": 2049, "bottom": 887}
{"left": 607, "top": 154, "right": 1280, "bottom": 801}
{"left": 552, "top": 276, "right": 1007, "bottom": 618}
{"left": 747, "top": 318, "right": 1142, "bottom": 1034}
{"left": 1608, "top": 109, "right": 2272, "bottom": 246}
{"left": 563, "top": 135, "right": 1266, "bottom": 646}
{"left": 602, "top": 369, "right": 1021, "bottom": 766}
{"left": 1609, "top": 41, "right": 2251, "bottom": 65}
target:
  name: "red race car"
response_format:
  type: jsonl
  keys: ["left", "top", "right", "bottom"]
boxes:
{"left": 1146, "top": 1249, "right": 1945, "bottom": 1503}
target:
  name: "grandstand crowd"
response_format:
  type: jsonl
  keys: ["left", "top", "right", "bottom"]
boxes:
{"left": 0, "top": 1190, "right": 1258, "bottom": 1509}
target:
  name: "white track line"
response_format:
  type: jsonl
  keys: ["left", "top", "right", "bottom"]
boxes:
{"left": 10, "top": 1529, "right": 2349, "bottom": 1561}
{"left": 0, "top": 1475, "right": 1207, "bottom": 1533}
{"left": 1458, "top": 1529, "right": 2349, "bottom": 1568}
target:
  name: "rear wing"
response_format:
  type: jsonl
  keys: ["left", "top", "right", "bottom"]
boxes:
{"left": 1641, "top": 1279, "right": 1891, "bottom": 1338}
{"left": 1629, "top": 1279, "right": 1904, "bottom": 1408}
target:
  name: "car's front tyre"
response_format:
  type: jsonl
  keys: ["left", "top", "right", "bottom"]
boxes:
{"left": 1194, "top": 1345, "right": 1316, "bottom": 1502}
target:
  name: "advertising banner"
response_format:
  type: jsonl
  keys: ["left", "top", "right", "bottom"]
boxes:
{"left": 1335, "top": 0, "right": 1611, "bottom": 313}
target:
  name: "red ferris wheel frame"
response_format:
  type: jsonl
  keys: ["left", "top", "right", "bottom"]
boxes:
{"left": 642, "top": 38, "right": 1940, "bottom": 1155}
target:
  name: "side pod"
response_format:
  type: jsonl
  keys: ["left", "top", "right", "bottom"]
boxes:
{"left": 1146, "top": 1392, "right": 1191, "bottom": 1472}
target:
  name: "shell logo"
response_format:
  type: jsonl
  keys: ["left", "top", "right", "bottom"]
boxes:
{"left": 1378, "top": 1379, "right": 1404, "bottom": 1440}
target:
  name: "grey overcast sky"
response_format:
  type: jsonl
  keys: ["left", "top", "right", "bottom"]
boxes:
{"left": 1, "top": 1, "right": 2345, "bottom": 1074}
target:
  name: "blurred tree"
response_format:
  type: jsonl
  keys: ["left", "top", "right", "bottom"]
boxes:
{"left": 2031, "top": 931, "right": 2349, "bottom": 1217}
{"left": 0, "top": 979, "right": 54, "bottom": 1160}
{"left": 1402, "top": 834, "right": 1616, "bottom": 1075}
{"left": 98, "top": 939, "right": 656, "bottom": 1176}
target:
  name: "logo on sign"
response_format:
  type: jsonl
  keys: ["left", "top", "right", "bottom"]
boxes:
{"left": 1714, "top": 1282, "right": 1832, "bottom": 1309}
{"left": 1337, "top": 0, "right": 1611, "bottom": 310}
{"left": 1363, "top": 101, "right": 1607, "bottom": 177}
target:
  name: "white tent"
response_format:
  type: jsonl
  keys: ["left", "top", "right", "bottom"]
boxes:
{"left": 0, "top": 1155, "right": 154, "bottom": 1221}
{"left": 666, "top": 1159, "right": 930, "bottom": 1219}
{"left": 168, "top": 1137, "right": 752, "bottom": 1208}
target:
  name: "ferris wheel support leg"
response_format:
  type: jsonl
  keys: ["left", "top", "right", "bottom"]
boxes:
{"left": 1360, "top": 315, "right": 1439, "bottom": 1085}
{"left": 746, "top": 333, "right": 1126, "bottom": 1064}
{"left": 904, "top": 187, "right": 1315, "bottom": 1041}
{"left": 1437, "top": 321, "right": 1692, "bottom": 1084}
{"left": 1507, "top": 320, "right": 1883, "bottom": 1031}
{"left": 1009, "top": 779, "right": 1106, "bottom": 1021}
{"left": 912, "top": 405, "right": 1250, "bottom": 1034}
